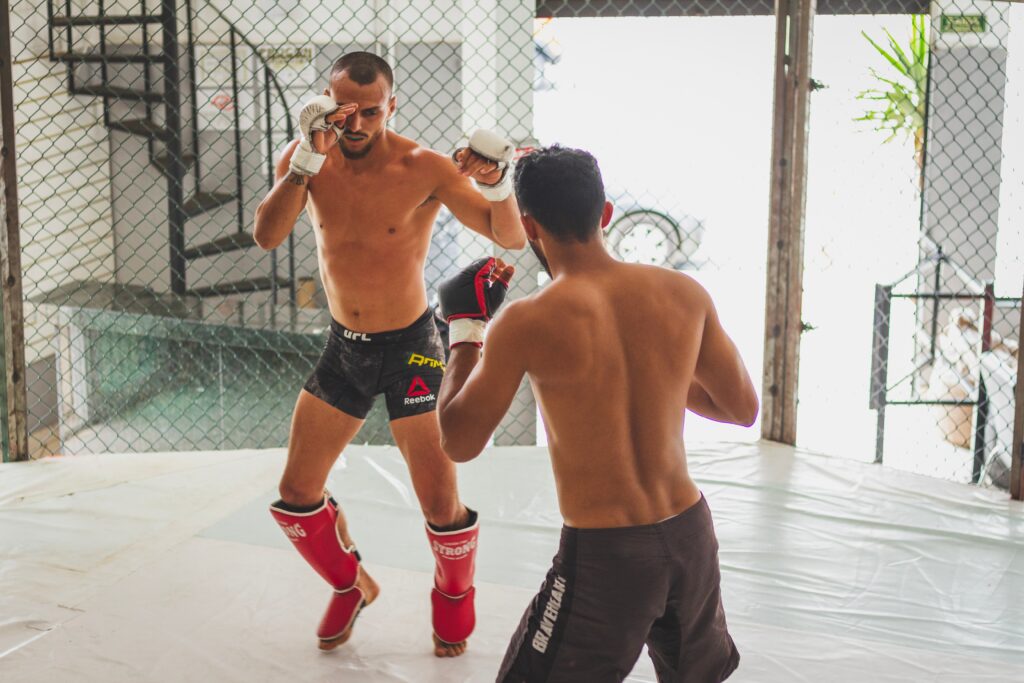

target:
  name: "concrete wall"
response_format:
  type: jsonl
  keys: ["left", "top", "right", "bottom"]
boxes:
{"left": 922, "top": 0, "right": 1011, "bottom": 283}
{"left": 10, "top": 1, "right": 117, "bottom": 394}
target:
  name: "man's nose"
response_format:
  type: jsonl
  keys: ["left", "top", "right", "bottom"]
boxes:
{"left": 345, "top": 114, "right": 362, "bottom": 132}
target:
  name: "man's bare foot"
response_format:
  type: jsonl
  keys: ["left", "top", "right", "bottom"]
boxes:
{"left": 318, "top": 567, "right": 381, "bottom": 651}
{"left": 433, "top": 633, "right": 468, "bottom": 657}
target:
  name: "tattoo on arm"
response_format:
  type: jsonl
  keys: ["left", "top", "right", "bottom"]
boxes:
{"left": 285, "top": 172, "right": 307, "bottom": 186}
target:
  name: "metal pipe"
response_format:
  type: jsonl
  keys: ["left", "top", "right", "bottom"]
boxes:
{"left": 64, "top": 0, "right": 74, "bottom": 91}
{"left": 1011, "top": 282, "right": 1024, "bottom": 500}
{"left": 142, "top": 0, "right": 155, "bottom": 166}
{"left": 874, "top": 405, "right": 885, "bottom": 465}
{"left": 972, "top": 378, "right": 988, "bottom": 485}
{"left": 0, "top": 0, "right": 28, "bottom": 461}
{"left": 161, "top": 0, "right": 187, "bottom": 295}
{"left": 885, "top": 400, "right": 979, "bottom": 407}
{"left": 891, "top": 293, "right": 991, "bottom": 302}
{"left": 98, "top": 0, "right": 109, "bottom": 127}
{"left": 229, "top": 30, "right": 243, "bottom": 235}
{"left": 46, "top": 0, "right": 55, "bottom": 61}
{"left": 870, "top": 284, "right": 891, "bottom": 464}
{"left": 980, "top": 283, "right": 995, "bottom": 353}
{"left": 185, "top": 0, "right": 200, "bottom": 194}
{"left": 929, "top": 247, "right": 942, "bottom": 362}
{"left": 264, "top": 67, "right": 278, "bottom": 308}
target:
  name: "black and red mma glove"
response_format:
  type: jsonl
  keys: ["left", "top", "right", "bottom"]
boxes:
{"left": 438, "top": 257, "right": 511, "bottom": 348}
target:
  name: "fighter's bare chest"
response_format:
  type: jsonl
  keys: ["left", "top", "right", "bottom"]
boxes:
{"left": 308, "top": 167, "right": 435, "bottom": 226}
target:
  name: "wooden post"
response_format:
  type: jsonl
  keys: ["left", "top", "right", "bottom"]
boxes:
{"left": 1011, "top": 282, "right": 1024, "bottom": 501}
{"left": 762, "top": 0, "right": 816, "bottom": 444}
{"left": 0, "top": 0, "right": 28, "bottom": 462}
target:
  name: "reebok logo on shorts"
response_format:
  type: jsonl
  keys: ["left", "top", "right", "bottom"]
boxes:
{"left": 532, "top": 574, "right": 568, "bottom": 654}
{"left": 404, "top": 376, "right": 436, "bottom": 406}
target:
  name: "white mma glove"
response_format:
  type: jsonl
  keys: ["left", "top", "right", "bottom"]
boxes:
{"left": 456, "top": 130, "right": 515, "bottom": 202}
{"left": 289, "top": 95, "right": 340, "bottom": 177}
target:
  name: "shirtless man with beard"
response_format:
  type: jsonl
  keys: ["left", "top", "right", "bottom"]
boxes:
{"left": 253, "top": 51, "right": 526, "bottom": 657}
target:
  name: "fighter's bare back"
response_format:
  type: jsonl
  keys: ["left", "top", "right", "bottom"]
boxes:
{"left": 510, "top": 265, "right": 712, "bottom": 527}
{"left": 441, "top": 259, "right": 760, "bottom": 529}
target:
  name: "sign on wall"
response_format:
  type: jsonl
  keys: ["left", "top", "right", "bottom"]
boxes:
{"left": 939, "top": 14, "right": 987, "bottom": 33}
{"left": 257, "top": 45, "right": 316, "bottom": 89}
{"left": 197, "top": 45, "right": 256, "bottom": 130}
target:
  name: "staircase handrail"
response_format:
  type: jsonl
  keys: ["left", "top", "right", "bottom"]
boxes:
{"left": 201, "top": 1, "right": 295, "bottom": 139}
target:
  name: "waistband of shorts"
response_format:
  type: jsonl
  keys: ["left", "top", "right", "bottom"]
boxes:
{"left": 329, "top": 308, "right": 435, "bottom": 345}
{"left": 561, "top": 493, "right": 711, "bottom": 540}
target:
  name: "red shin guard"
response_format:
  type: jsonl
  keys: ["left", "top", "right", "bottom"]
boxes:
{"left": 270, "top": 495, "right": 364, "bottom": 642}
{"left": 426, "top": 510, "right": 479, "bottom": 644}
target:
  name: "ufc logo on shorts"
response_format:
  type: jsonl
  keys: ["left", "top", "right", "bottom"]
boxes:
{"left": 277, "top": 521, "right": 307, "bottom": 541}
{"left": 431, "top": 538, "right": 477, "bottom": 558}
{"left": 342, "top": 329, "right": 371, "bottom": 342}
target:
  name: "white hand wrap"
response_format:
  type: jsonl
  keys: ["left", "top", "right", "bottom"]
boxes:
{"left": 467, "top": 129, "right": 515, "bottom": 202}
{"left": 289, "top": 95, "right": 339, "bottom": 176}
{"left": 448, "top": 318, "right": 487, "bottom": 348}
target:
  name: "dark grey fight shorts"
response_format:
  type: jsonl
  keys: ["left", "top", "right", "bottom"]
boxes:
{"left": 303, "top": 309, "right": 446, "bottom": 420}
{"left": 497, "top": 495, "right": 739, "bottom": 683}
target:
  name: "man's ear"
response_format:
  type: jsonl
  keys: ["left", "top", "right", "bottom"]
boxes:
{"left": 387, "top": 95, "right": 397, "bottom": 121}
{"left": 600, "top": 200, "right": 614, "bottom": 230}
{"left": 521, "top": 214, "right": 539, "bottom": 241}
{"left": 323, "top": 87, "right": 331, "bottom": 97}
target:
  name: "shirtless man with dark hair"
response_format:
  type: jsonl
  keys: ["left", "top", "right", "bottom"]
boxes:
{"left": 253, "top": 51, "right": 526, "bottom": 657}
{"left": 436, "top": 145, "right": 758, "bottom": 681}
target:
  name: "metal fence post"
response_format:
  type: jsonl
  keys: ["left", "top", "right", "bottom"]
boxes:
{"left": 762, "top": 0, "right": 816, "bottom": 445}
{"left": 0, "top": 0, "right": 28, "bottom": 462}
{"left": 972, "top": 282, "right": 995, "bottom": 484}
{"left": 870, "top": 284, "right": 891, "bottom": 464}
{"left": 1012, "top": 281, "right": 1024, "bottom": 501}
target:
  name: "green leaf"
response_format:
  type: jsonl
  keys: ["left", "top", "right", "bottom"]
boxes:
{"left": 862, "top": 31, "right": 909, "bottom": 78}
{"left": 857, "top": 17, "right": 929, "bottom": 142}
{"left": 911, "top": 15, "right": 928, "bottom": 66}
{"left": 884, "top": 29, "right": 913, "bottom": 74}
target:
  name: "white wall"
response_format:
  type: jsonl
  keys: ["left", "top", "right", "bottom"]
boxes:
{"left": 11, "top": 3, "right": 116, "bottom": 367}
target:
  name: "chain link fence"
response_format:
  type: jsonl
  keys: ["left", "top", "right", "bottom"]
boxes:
{"left": 4, "top": 1, "right": 1021, "bottom": 490}
{"left": 797, "top": 0, "right": 1022, "bottom": 488}
{"left": 8, "top": 0, "right": 772, "bottom": 457}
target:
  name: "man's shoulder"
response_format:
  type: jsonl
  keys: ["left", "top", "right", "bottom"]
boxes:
{"left": 493, "top": 294, "right": 554, "bottom": 340}
{"left": 397, "top": 136, "right": 451, "bottom": 170}
{"left": 627, "top": 263, "right": 709, "bottom": 304}
{"left": 493, "top": 295, "right": 535, "bottom": 328}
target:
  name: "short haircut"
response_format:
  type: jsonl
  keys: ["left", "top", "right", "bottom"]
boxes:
{"left": 514, "top": 145, "right": 606, "bottom": 243}
{"left": 330, "top": 51, "right": 394, "bottom": 91}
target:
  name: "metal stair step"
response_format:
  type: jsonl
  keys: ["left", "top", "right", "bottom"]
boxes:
{"left": 183, "top": 233, "right": 257, "bottom": 260}
{"left": 182, "top": 192, "right": 238, "bottom": 218}
{"left": 189, "top": 277, "right": 291, "bottom": 298}
{"left": 152, "top": 152, "right": 197, "bottom": 177}
{"left": 55, "top": 52, "right": 164, "bottom": 64}
{"left": 108, "top": 118, "right": 169, "bottom": 140}
{"left": 51, "top": 14, "right": 164, "bottom": 27}
{"left": 71, "top": 85, "right": 164, "bottom": 103}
